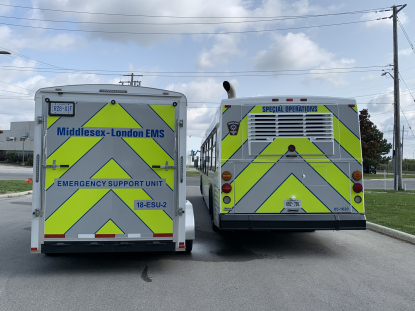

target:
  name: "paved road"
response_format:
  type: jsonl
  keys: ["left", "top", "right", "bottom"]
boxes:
{"left": 0, "top": 164, "right": 33, "bottom": 180}
{"left": 0, "top": 186, "right": 414, "bottom": 310}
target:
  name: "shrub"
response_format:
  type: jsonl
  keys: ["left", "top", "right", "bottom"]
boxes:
{"left": 26, "top": 157, "right": 33, "bottom": 166}
{"left": 6, "top": 152, "right": 17, "bottom": 163}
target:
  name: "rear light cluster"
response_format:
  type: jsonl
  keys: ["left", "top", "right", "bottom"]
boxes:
{"left": 352, "top": 170, "right": 363, "bottom": 203}
{"left": 222, "top": 171, "right": 232, "bottom": 203}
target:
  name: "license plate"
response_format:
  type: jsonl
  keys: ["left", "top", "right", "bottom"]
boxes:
{"left": 49, "top": 102, "right": 75, "bottom": 116}
{"left": 284, "top": 199, "right": 302, "bottom": 211}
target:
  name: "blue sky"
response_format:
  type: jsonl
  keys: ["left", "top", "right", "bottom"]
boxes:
{"left": 0, "top": 0, "right": 414, "bottom": 158}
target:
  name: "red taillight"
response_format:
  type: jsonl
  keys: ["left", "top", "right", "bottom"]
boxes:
{"left": 353, "top": 183, "right": 363, "bottom": 193}
{"left": 300, "top": 98, "right": 307, "bottom": 101}
{"left": 286, "top": 99, "right": 293, "bottom": 101}
{"left": 272, "top": 99, "right": 279, "bottom": 101}
{"left": 222, "top": 183, "right": 232, "bottom": 193}
{"left": 225, "top": 105, "right": 231, "bottom": 108}
{"left": 31, "top": 248, "right": 37, "bottom": 251}
{"left": 348, "top": 104, "right": 355, "bottom": 107}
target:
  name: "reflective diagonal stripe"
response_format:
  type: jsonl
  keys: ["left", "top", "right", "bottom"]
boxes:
{"left": 91, "top": 158, "right": 131, "bottom": 179}
{"left": 47, "top": 116, "right": 60, "bottom": 129}
{"left": 46, "top": 137, "right": 103, "bottom": 189}
{"left": 149, "top": 104, "right": 175, "bottom": 131}
{"left": 338, "top": 121, "right": 361, "bottom": 160}
{"left": 45, "top": 189, "right": 110, "bottom": 234}
{"left": 95, "top": 219, "right": 124, "bottom": 235}
{"left": 123, "top": 138, "right": 174, "bottom": 190}
{"left": 113, "top": 189, "right": 173, "bottom": 234}
{"left": 83, "top": 103, "right": 142, "bottom": 128}
{"left": 234, "top": 163, "right": 274, "bottom": 204}
{"left": 256, "top": 174, "right": 330, "bottom": 213}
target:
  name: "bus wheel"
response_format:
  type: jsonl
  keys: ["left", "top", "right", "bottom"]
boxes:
{"left": 208, "top": 186, "right": 213, "bottom": 215}
{"left": 185, "top": 240, "right": 193, "bottom": 253}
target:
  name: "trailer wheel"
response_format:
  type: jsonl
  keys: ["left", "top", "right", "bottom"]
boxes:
{"left": 185, "top": 240, "right": 193, "bottom": 253}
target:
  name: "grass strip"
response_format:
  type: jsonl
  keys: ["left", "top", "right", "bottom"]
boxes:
{"left": 365, "top": 190, "right": 415, "bottom": 235}
{"left": 0, "top": 180, "right": 33, "bottom": 195}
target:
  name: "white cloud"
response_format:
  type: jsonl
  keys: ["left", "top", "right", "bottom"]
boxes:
{"left": 399, "top": 48, "right": 413, "bottom": 57}
{"left": 197, "top": 35, "right": 244, "bottom": 68}
{"left": 252, "top": 32, "right": 355, "bottom": 85}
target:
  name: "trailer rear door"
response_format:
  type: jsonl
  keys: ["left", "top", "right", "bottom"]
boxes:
{"left": 42, "top": 98, "right": 178, "bottom": 244}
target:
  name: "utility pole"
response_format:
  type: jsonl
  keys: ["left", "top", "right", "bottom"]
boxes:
{"left": 391, "top": 4, "right": 406, "bottom": 190}
{"left": 119, "top": 73, "right": 143, "bottom": 86}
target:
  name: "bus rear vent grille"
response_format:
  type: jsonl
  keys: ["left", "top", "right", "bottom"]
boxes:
{"left": 248, "top": 113, "right": 333, "bottom": 142}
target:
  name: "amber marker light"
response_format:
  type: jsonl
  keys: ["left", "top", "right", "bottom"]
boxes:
{"left": 352, "top": 170, "right": 362, "bottom": 181}
{"left": 222, "top": 171, "right": 232, "bottom": 181}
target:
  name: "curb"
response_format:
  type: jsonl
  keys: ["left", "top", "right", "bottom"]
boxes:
{"left": 0, "top": 191, "right": 32, "bottom": 199}
{"left": 367, "top": 222, "right": 415, "bottom": 245}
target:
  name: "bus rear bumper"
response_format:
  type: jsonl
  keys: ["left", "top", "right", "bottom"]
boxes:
{"left": 219, "top": 213, "right": 366, "bottom": 231}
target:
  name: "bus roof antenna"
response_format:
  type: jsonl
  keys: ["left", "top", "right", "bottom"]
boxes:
{"left": 223, "top": 81, "right": 236, "bottom": 99}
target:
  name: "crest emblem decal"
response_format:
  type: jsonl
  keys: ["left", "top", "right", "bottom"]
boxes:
{"left": 227, "top": 121, "right": 240, "bottom": 136}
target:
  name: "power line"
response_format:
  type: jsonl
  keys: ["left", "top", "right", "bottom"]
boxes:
{"left": 0, "top": 64, "right": 387, "bottom": 73}
{"left": 399, "top": 73, "right": 415, "bottom": 103}
{"left": 0, "top": 3, "right": 390, "bottom": 19}
{"left": 0, "top": 18, "right": 382, "bottom": 35}
{"left": 397, "top": 17, "right": 415, "bottom": 56}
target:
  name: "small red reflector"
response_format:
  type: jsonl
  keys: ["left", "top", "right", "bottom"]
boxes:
{"left": 153, "top": 233, "right": 173, "bottom": 237}
{"left": 44, "top": 234, "right": 65, "bottom": 238}
{"left": 348, "top": 104, "right": 355, "bottom": 107}
{"left": 95, "top": 234, "right": 115, "bottom": 238}
{"left": 353, "top": 183, "right": 363, "bottom": 193}
{"left": 179, "top": 242, "right": 185, "bottom": 249}
{"left": 286, "top": 99, "right": 293, "bottom": 101}
{"left": 300, "top": 99, "right": 307, "bottom": 101}
{"left": 222, "top": 183, "right": 232, "bottom": 193}
{"left": 225, "top": 105, "right": 231, "bottom": 108}
{"left": 272, "top": 99, "right": 279, "bottom": 102}
{"left": 31, "top": 248, "right": 37, "bottom": 251}
{"left": 288, "top": 145, "right": 296, "bottom": 152}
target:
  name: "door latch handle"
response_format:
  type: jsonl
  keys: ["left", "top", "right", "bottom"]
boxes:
{"left": 152, "top": 161, "right": 176, "bottom": 171}
{"left": 43, "top": 159, "right": 70, "bottom": 170}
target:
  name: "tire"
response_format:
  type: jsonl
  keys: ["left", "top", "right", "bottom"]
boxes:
{"left": 185, "top": 240, "right": 193, "bottom": 253}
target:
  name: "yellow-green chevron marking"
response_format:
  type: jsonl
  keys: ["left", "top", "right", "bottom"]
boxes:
{"left": 123, "top": 138, "right": 174, "bottom": 189}
{"left": 45, "top": 189, "right": 110, "bottom": 235}
{"left": 256, "top": 174, "right": 331, "bottom": 213}
{"left": 114, "top": 189, "right": 173, "bottom": 234}
{"left": 46, "top": 137, "right": 103, "bottom": 189}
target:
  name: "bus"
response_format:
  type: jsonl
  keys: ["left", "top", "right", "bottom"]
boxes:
{"left": 200, "top": 81, "right": 366, "bottom": 232}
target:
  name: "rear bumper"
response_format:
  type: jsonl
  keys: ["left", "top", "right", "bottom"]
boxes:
{"left": 41, "top": 240, "right": 176, "bottom": 254}
{"left": 219, "top": 213, "right": 366, "bottom": 231}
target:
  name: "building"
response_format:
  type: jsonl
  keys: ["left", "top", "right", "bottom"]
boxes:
{"left": 0, "top": 121, "right": 34, "bottom": 161}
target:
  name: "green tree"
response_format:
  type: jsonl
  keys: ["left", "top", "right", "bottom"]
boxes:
{"left": 359, "top": 109, "right": 392, "bottom": 172}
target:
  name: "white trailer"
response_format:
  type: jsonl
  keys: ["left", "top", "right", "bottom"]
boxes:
{"left": 31, "top": 84, "right": 194, "bottom": 254}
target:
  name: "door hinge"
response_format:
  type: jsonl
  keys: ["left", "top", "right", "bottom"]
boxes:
{"left": 33, "top": 209, "right": 43, "bottom": 217}
{"left": 37, "top": 116, "right": 44, "bottom": 124}
{"left": 177, "top": 207, "right": 185, "bottom": 215}
{"left": 179, "top": 119, "right": 184, "bottom": 127}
